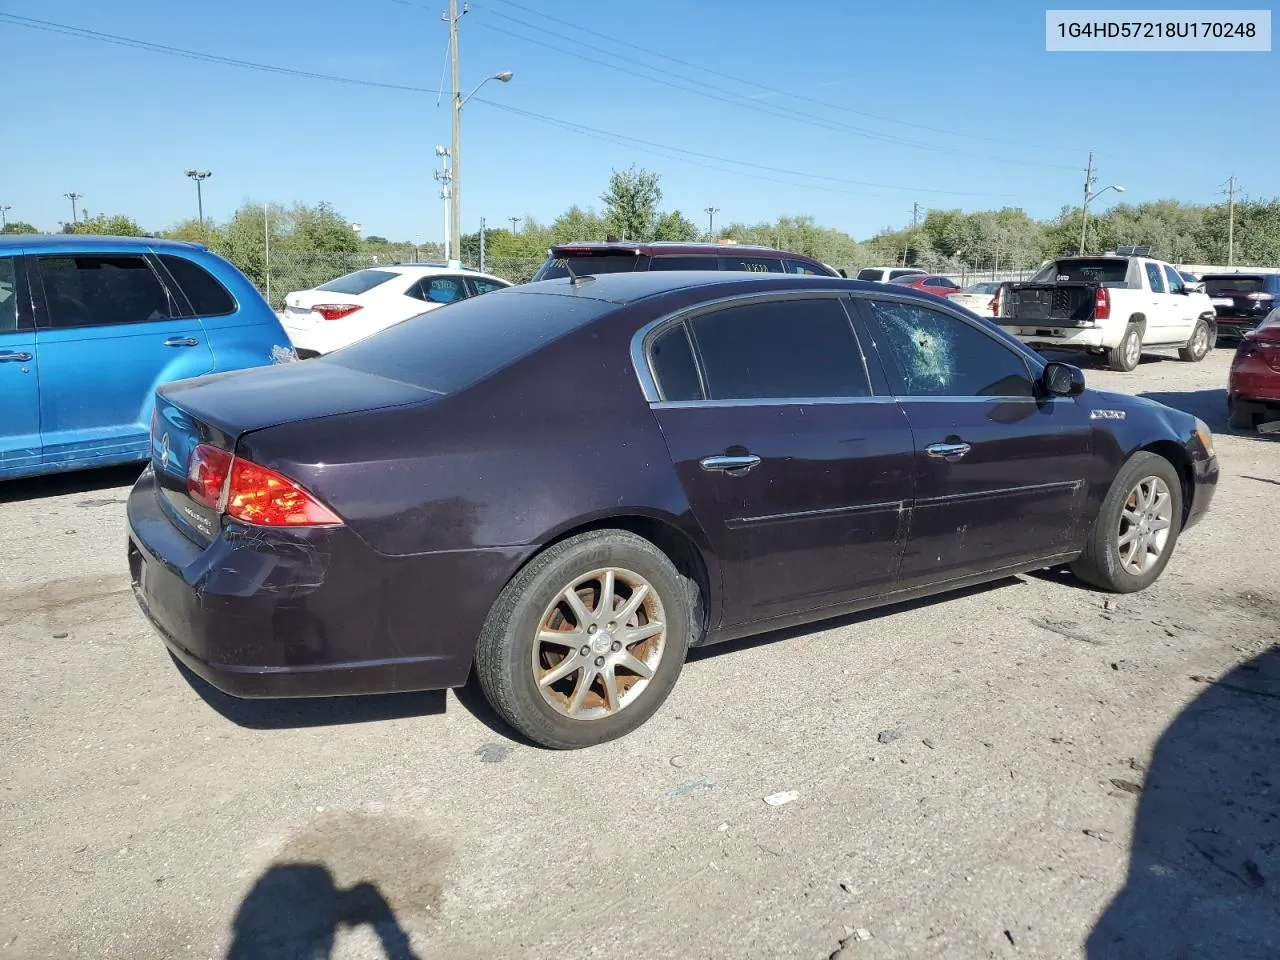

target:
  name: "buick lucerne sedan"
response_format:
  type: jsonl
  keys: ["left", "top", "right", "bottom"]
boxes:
{"left": 127, "top": 271, "right": 1218, "bottom": 748}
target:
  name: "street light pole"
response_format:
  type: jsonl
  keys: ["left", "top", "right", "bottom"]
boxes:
{"left": 1078, "top": 153, "right": 1125, "bottom": 255}
{"left": 64, "top": 193, "right": 82, "bottom": 223}
{"left": 0, "top": 206, "right": 9, "bottom": 229}
{"left": 704, "top": 206, "right": 719, "bottom": 240}
{"left": 185, "top": 170, "right": 212, "bottom": 227}
{"left": 509, "top": 216, "right": 521, "bottom": 234}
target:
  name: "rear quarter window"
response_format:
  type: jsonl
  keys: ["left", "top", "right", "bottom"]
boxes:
{"left": 158, "top": 254, "right": 236, "bottom": 316}
{"left": 328, "top": 290, "right": 615, "bottom": 394}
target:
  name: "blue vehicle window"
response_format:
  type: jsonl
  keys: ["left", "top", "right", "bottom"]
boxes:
{"left": 159, "top": 254, "right": 235, "bottom": 317}
{"left": 315, "top": 269, "right": 398, "bottom": 295}
{"left": 0, "top": 258, "right": 17, "bottom": 334}
{"left": 39, "top": 255, "right": 173, "bottom": 328}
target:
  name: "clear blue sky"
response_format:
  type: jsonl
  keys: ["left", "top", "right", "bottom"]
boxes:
{"left": 3, "top": 0, "right": 1276, "bottom": 243}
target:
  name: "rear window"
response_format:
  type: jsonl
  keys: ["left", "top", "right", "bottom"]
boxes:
{"left": 315, "top": 269, "right": 399, "bottom": 295}
{"left": 856, "top": 269, "right": 885, "bottom": 281}
{"left": 327, "top": 290, "right": 614, "bottom": 394}
{"left": 534, "top": 254, "right": 642, "bottom": 282}
{"left": 1032, "top": 258, "right": 1129, "bottom": 285}
{"left": 1203, "top": 275, "right": 1265, "bottom": 295}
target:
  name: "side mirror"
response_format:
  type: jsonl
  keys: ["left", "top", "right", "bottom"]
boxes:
{"left": 1042, "top": 361, "right": 1085, "bottom": 397}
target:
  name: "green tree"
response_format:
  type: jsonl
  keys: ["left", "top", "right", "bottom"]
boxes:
{"left": 162, "top": 218, "right": 222, "bottom": 245}
{"left": 288, "top": 201, "right": 359, "bottom": 253}
{"left": 602, "top": 166, "right": 662, "bottom": 241}
{"left": 72, "top": 213, "right": 146, "bottom": 237}
{"left": 550, "top": 205, "right": 605, "bottom": 244}
{"left": 654, "top": 209, "right": 699, "bottom": 242}
{"left": 1, "top": 221, "right": 38, "bottom": 235}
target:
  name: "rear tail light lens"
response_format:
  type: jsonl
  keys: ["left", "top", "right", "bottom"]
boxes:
{"left": 187, "top": 444, "right": 233, "bottom": 509}
{"left": 185, "top": 444, "right": 341, "bottom": 527}
{"left": 225, "top": 458, "right": 342, "bottom": 526}
{"left": 313, "top": 303, "right": 363, "bottom": 321}
{"left": 1095, "top": 287, "right": 1111, "bottom": 321}
{"left": 1246, "top": 292, "right": 1275, "bottom": 302}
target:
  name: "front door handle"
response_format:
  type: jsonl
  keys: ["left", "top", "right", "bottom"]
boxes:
{"left": 0, "top": 350, "right": 33, "bottom": 362}
{"left": 925, "top": 442, "right": 972, "bottom": 462}
{"left": 163, "top": 337, "right": 200, "bottom": 347}
{"left": 700, "top": 454, "right": 761, "bottom": 474}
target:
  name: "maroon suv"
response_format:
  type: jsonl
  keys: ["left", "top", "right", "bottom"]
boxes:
{"left": 531, "top": 240, "right": 842, "bottom": 281}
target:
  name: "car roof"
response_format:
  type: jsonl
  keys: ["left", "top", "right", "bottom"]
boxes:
{"left": 505, "top": 269, "right": 885, "bottom": 305}
{"left": 548, "top": 240, "right": 826, "bottom": 262}
{"left": 0, "top": 234, "right": 213, "bottom": 254}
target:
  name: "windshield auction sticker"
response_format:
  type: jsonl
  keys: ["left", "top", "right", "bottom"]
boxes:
{"left": 1046, "top": 9, "right": 1271, "bottom": 50}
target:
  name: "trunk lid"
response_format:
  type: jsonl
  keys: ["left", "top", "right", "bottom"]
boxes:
{"left": 150, "top": 359, "right": 439, "bottom": 546}
{"left": 1002, "top": 282, "right": 1097, "bottom": 325}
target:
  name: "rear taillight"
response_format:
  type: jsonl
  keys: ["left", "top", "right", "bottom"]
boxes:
{"left": 1094, "top": 287, "right": 1111, "bottom": 321}
{"left": 313, "top": 303, "right": 363, "bottom": 321}
{"left": 187, "top": 444, "right": 233, "bottom": 509}
{"left": 225, "top": 458, "right": 342, "bottom": 527}
{"left": 186, "top": 444, "right": 341, "bottom": 527}
{"left": 1246, "top": 292, "right": 1275, "bottom": 302}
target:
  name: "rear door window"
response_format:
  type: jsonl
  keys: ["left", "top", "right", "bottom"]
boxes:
{"left": 864, "top": 299, "right": 1035, "bottom": 398}
{"left": 38, "top": 255, "right": 174, "bottom": 328}
{"left": 719, "top": 256, "right": 783, "bottom": 274}
{"left": 687, "top": 297, "right": 869, "bottom": 400}
{"left": 467, "top": 277, "right": 508, "bottom": 295}
{"left": 785, "top": 260, "right": 829, "bottom": 276}
{"left": 1144, "top": 262, "right": 1165, "bottom": 294}
{"left": 316, "top": 269, "right": 399, "bottom": 295}
{"left": 648, "top": 256, "right": 721, "bottom": 271}
{"left": 409, "top": 275, "right": 468, "bottom": 305}
{"left": 158, "top": 254, "right": 236, "bottom": 317}
{"left": 0, "top": 258, "right": 18, "bottom": 333}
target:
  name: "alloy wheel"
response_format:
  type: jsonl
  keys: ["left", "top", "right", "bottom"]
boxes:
{"left": 1117, "top": 476, "right": 1173, "bottom": 575}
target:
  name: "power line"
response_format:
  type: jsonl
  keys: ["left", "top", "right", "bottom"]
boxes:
{"left": 473, "top": 97, "right": 1039, "bottom": 200}
{"left": 471, "top": 16, "right": 1078, "bottom": 172}
{"left": 480, "top": 0, "right": 1083, "bottom": 155}
{"left": 0, "top": 13, "right": 438, "bottom": 94}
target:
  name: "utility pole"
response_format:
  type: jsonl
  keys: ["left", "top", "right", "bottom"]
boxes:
{"left": 479, "top": 216, "right": 487, "bottom": 272}
{"left": 509, "top": 216, "right": 521, "bottom": 234}
{"left": 703, "top": 206, "right": 719, "bottom": 240}
{"left": 434, "top": 145, "right": 452, "bottom": 261}
{"left": 64, "top": 192, "right": 82, "bottom": 224}
{"left": 0, "top": 206, "right": 9, "bottom": 229}
{"left": 1226, "top": 174, "right": 1237, "bottom": 266}
{"left": 1079, "top": 152, "right": 1094, "bottom": 255}
{"left": 902, "top": 202, "right": 919, "bottom": 266}
{"left": 445, "top": 0, "right": 465, "bottom": 266}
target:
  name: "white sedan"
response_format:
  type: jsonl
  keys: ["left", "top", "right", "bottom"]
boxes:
{"left": 946, "top": 281, "right": 1003, "bottom": 317}
{"left": 281, "top": 264, "right": 511, "bottom": 357}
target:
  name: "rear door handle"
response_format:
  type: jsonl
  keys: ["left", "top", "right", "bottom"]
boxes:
{"left": 700, "top": 454, "right": 761, "bottom": 474}
{"left": 925, "top": 442, "right": 972, "bottom": 462}
{"left": 0, "top": 350, "right": 33, "bottom": 362}
{"left": 164, "top": 337, "right": 200, "bottom": 347}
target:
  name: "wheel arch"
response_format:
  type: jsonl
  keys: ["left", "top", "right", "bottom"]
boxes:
{"left": 1137, "top": 440, "right": 1194, "bottom": 524}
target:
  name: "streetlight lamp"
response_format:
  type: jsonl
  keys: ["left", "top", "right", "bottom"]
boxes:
{"left": 185, "top": 170, "right": 212, "bottom": 227}
{"left": 451, "top": 69, "right": 513, "bottom": 266}
{"left": 1079, "top": 183, "right": 1124, "bottom": 255}
{"left": 703, "top": 206, "right": 720, "bottom": 240}
{"left": 64, "top": 193, "right": 82, "bottom": 224}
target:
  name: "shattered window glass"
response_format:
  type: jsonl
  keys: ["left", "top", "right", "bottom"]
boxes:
{"left": 866, "top": 300, "right": 1035, "bottom": 398}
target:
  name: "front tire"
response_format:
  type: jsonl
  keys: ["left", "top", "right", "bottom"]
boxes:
{"left": 1107, "top": 325, "right": 1142, "bottom": 372}
{"left": 1070, "top": 452, "right": 1183, "bottom": 593}
{"left": 475, "top": 530, "right": 693, "bottom": 749}
{"left": 1178, "top": 318, "right": 1213, "bottom": 362}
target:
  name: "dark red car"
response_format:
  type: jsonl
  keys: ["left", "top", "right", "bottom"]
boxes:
{"left": 889, "top": 273, "right": 964, "bottom": 298}
{"left": 531, "top": 240, "right": 842, "bottom": 280}
{"left": 1228, "top": 309, "right": 1280, "bottom": 429}
{"left": 127, "top": 272, "right": 1218, "bottom": 749}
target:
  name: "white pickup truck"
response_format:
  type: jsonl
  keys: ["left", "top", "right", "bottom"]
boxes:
{"left": 991, "top": 251, "right": 1218, "bottom": 371}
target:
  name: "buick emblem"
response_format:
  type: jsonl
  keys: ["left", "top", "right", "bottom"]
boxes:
{"left": 160, "top": 432, "right": 171, "bottom": 469}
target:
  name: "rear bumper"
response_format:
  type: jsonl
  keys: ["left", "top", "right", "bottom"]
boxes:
{"left": 1229, "top": 357, "right": 1280, "bottom": 405}
{"left": 126, "top": 466, "right": 530, "bottom": 699}
{"left": 1004, "top": 325, "right": 1107, "bottom": 349}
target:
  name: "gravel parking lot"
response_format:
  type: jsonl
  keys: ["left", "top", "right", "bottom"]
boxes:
{"left": 2, "top": 345, "right": 1277, "bottom": 960}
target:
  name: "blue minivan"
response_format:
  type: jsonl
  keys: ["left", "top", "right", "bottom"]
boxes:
{"left": 0, "top": 235, "right": 296, "bottom": 481}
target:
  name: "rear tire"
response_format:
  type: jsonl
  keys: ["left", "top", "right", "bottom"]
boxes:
{"left": 1229, "top": 396, "right": 1258, "bottom": 431}
{"left": 474, "top": 529, "right": 693, "bottom": 749}
{"left": 1107, "top": 325, "right": 1142, "bottom": 372}
{"left": 1070, "top": 452, "right": 1183, "bottom": 594}
{"left": 1178, "top": 318, "right": 1213, "bottom": 362}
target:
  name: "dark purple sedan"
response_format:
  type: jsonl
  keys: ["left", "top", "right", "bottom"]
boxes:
{"left": 127, "top": 271, "right": 1218, "bottom": 748}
